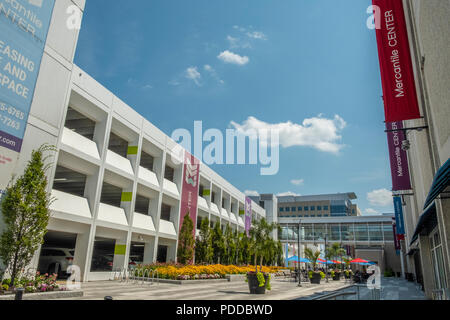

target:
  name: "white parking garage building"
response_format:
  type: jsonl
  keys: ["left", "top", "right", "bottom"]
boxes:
{"left": 0, "top": 0, "right": 265, "bottom": 282}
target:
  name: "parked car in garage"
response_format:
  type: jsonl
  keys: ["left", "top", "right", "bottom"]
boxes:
{"left": 38, "top": 247, "right": 74, "bottom": 277}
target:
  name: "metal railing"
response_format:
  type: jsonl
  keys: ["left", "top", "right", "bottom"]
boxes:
{"left": 312, "top": 291, "right": 357, "bottom": 300}
{"left": 110, "top": 267, "right": 159, "bottom": 285}
{"left": 312, "top": 284, "right": 382, "bottom": 300}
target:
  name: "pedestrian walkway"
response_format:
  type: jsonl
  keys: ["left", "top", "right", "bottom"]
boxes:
{"left": 300, "top": 277, "right": 426, "bottom": 300}
{"left": 59, "top": 277, "right": 353, "bottom": 300}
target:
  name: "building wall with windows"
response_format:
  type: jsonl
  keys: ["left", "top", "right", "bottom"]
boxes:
{"left": 278, "top": 215, "right": 401, "bottom": 273}
{"left": 387, "top": 0, "right": 450, "bottom": 299}
{"left": 0, "top": 0, "right": 265, "bottom": 282}
{"left": 396, "top": 0, "right": 450, "bottom": 299}
{"left": 275, "top": 193, "right": 360, "bottom": 218}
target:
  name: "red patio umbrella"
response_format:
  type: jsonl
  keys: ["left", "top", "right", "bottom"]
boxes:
{"left": 332, "top": 260, "right": 342, "bottom": 264}
{"left": 350, "top": 258, "right": 370, "bottom": 263}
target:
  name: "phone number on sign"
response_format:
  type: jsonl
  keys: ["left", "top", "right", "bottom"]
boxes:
{"left": 0, "top": 115, "right": 21, "bottom": 131}
{"left": 0, "top": 104, "right": 25, "bottom": 120}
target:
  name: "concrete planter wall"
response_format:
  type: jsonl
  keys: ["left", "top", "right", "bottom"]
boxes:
{"left": 0, "top": 290, "right": 83, "bottom": 300}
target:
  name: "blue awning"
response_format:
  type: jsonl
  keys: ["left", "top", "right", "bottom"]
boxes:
{"left": 423, "top": 158, "right": 450, "bottom": 210}
{"left": 410, "top": 202, "right": 438, "bottom": 246}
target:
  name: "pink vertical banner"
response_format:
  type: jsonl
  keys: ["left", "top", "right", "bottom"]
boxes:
{"left": 179, "top": 151, "right": 200, "bottom": 237}
{"left": 245, "top": 196, "right": 252, "bottom": 237}
{"left": 386, "top": 121, "right": 412, "bottom": 191}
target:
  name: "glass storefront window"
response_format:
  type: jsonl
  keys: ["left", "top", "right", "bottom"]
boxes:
{"left": 382, "top": 224, "right": 394, "bottom": 241}
{"left": 341, "top": 224, "right": 354, "bottom": 241}
{"left": 354, "top": 224, "right": 369, "bottom": 241}
{"left": 430, "top": 229, "right": 448, "bottom": 291}
{"left": 330, "top": 224, "right": 341, "bottom": 241}
{"left": 304, "top": 224, "right": 314, "bottom": 241}
{"left": 314, "top": 224, "right": 326, "bottom": 241}
{"left": 368, "top": 224, "right": 383, "bottom": 241}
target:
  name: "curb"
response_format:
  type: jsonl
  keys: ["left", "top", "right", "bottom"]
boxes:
{"left": 0, "top": 290, "right": 84, "bottom": 300}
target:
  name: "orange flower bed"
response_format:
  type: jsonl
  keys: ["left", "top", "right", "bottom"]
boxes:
{"left": 137, "top": 264, "right": 284, "bottom": 280}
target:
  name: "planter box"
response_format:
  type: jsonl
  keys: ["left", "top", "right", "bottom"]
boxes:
{"left": 309, "top": 273, "right": 322, "bottom": 284}
{"left": 0, "top": 290, "right": 83, "bottom": 300}
{"left": 247, "top": 273, "right": 269, "bottom": 294}
{"left": 332, "top": 273, "right": 341, "bottom": 281}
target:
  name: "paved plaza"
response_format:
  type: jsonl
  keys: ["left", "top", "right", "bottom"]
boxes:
{"left": 58, "top": 276, "right": 426, "bottom": 300}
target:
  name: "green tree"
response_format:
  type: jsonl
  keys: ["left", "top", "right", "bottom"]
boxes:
{"left": 211, "top": 223, "right": 225, "bottom": 264}
{"left": 0, "top": 145, "right": 54, "bottom": 286}
{"left": 234, "top": 231, "right": 244, "bottom": 265}
{"left": 195, "top": 217, "right": 213, "bottom": 264}
{"left": 326, "top": 243, "right": 346, "bottom": 270}
{"left": 177, "top": 212, "right": 195, "bottom": 264}
{"left": 304, "top": 248, "right": 322, "bottom": 271}
{"left": 223, "top": 225, "right": 236, "bottom": 265}
{"left": 249, "top": 218, "right": 279, "bottom": 272}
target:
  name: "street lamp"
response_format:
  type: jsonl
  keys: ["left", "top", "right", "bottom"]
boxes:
{"left": 324, "top": 234, "right": 329, "bottom": 283}
{"left": 297, "top": 220, "right": 302, "bottom": 287}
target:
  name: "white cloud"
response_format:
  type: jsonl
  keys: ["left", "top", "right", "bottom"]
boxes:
{"left": 364, "top": 208, "right": 380, "bottom": 215}
{"left": 246, "top": 31, "right": 267, "bottom": 40}
{"left": 217, "top": 50, "right": 249, "bottom": 65}
{"left": 244, "top": 190, "right": 260, "bottom": 197}
{"left": 227, "top": 35, "right": 239, "bottom": 48}
{"left": 290, "top": 179, "right": 304, "bottom": 186}
{"left": 226, "top": 35, "right": 251, "bottom": 49}
{"left": 277, "top": 191, "right": 301, "bottom": 197}
{"left": 203, "top": 64, "right": 224, "bottom": 84}
{"left": 230, "top": 115, "right": 347, "bottom": 154}
{"left": 168, "top": 79, "right": 180, "bottom": 86}
{"left": 367, "top": 188, "right": 393, "bottom": 207}
{"left": 185, "top": 66, "right": 202, "bottom": 86}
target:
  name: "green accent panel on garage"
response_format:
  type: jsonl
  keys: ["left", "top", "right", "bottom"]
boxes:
{"left": 114, "top": 244, "right": 127, "bottom": 255}
{"left": 127, "top": 146, "right": 139, "bottom": 155}
{"left": 121, "top": 192, "right": 133, "bottom": 202}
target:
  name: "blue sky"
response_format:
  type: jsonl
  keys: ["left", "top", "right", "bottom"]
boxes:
{"left": 74, "top": 0, "right": 395, "bottom": 215}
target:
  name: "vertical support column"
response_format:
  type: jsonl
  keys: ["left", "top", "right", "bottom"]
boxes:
{"left": 82, "top": 110, "right": 113, "bottom": 282}
{"left": 152, "top": 148, "right": 167, "bottom": 263}
{"left": 418, "top": 235, "right": 435, "bottom": 299}
{"left": 73, "top": 230, "right": 92, "bottom": 280}
{"left": 143, "top": 238, "right": 156, "bottom": 263}
{"left": 112, "top": 240, "right": 127, "bottom": 271}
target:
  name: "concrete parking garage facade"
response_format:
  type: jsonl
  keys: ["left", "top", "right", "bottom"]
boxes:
{"left": 0, "top": 0, "right": 265, "bottom": 282}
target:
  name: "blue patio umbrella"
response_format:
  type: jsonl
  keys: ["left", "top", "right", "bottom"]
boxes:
{"left": 287, "top": 255, "right": 299, "bottom": 261}
{"left": 292, "top": 258, "right": 311, "bottom": 263}
{"left": 359, "top": 262, "right": 376, "bottom": 266}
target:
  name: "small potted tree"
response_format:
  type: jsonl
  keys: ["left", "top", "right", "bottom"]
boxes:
{"left": 246, "top": 218, "right": 278, "bottom": 294}
{"left": 342, "top": 257, "right": 353, "bottom": 279}
{"left": 304, "top": 248, "right": 324, "bottom": 284}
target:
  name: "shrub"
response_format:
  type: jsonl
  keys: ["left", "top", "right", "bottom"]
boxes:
{"left": 256, "top": 272, "right": 265, "bottom": 287}
{"left": 2, "top": 284, "right": 9, "bottom": 291}
{"left": 2, "top": 278, "right": 11, "bottom": 286}
{"left": 384, "top": 269, "right": 394, "bottom": 277}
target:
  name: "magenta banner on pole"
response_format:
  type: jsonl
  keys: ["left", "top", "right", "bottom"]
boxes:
{"left": 179, "top": 151, "right": 200, "bottom": 238}
{"left": 386, "top": 121, "right": 412, "bottom": 191}
{"left": 244, "top": 197, "right": 252, "bottom": 238}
